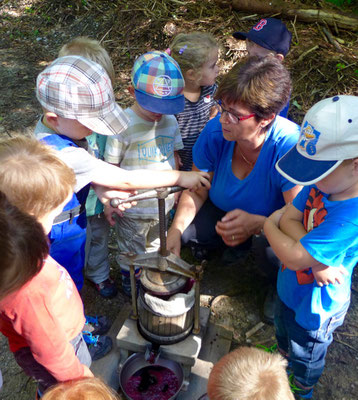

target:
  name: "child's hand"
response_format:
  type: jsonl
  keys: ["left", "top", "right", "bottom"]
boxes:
{"left": 178, "top": 171, "right": 211, "bottom": 191}
{"left": 311, "top": 264, "right": 348, "bottom": 287}
{"left": 268, "top": 204, "right": 289, "bottom": 226}
{"left": 166, "top": 227, "right": 182, "bottom": 257}
{"left": 104, "top": 203, "right": 123, "bottom": 226}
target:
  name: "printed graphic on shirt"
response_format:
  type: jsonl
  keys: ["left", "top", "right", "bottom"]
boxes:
{"left": 298, "top": 121, "right": 321, "bottom": 156}
{"left": 56, "top": 263, "right": 74, "bottom": 299}
{"left": 137, "top": 135, "right": 174, "bottom": 164}
{"left": 282, "top": 187, "right": 327, "bottom": 285}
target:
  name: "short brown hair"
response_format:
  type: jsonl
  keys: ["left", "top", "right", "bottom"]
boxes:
{"left": 0, "top": 191, "right": 49, "bottom": 300}
{"left": 215, "top": 56, "right": 291, "bottom": 126}
{"left": 42, "top": 377, "right": 121, "bottom": 400}
{"left": 207, "top": 347, "right": 294, "bottom": 400}
{"left": 59, "top": 37, "right": 115, "bottom": 86}
{"left": 0, "top": 137, "right": 76, "bottom": 218}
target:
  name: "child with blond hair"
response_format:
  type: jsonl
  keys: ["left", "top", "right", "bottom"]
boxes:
{"left": 205, "top": 346, "right": 294, "bottom": 400}
{"left": 0, "top": 137, "right": 92, "bottom": 398}
{"left": 264, "top": 95, "right": 358, "bottom": 399}
{"left": 59, "top": 36, "right": 117, "bottom": 299}
{"left": 42, "top": 377, "right": 121, "bottom": 400}
{"left": 169, "top": 32, "right": 219, "bottom": 171}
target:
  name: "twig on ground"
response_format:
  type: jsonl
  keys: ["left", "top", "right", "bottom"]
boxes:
{"left": 322, "top": 25, "right": 343, "bottom": 52}
{"left": 245, "top": 321, "right": 265, "bottom": 339}
{"left": 290, "top": 15, "right": 299, "bottom": 44}
{"left": 334, "top": 337, "right": 357, "bottom": 352}
{"left": 293, "top": 45, "right": 319, "bottom": 65}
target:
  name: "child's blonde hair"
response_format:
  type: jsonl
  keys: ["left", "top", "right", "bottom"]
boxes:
{"left": 207, "top": 347, "right": 294, "bottom": 400}
{"left": 59, "top": 36, "right": 115, "bottom": 86}
{"left": 42, "top": 377, "right": 121, "bottom": 400}
{"left": 0, "top": 137, "right": 76, "bottom": 219}
{"left": 169, "top": 32, "right": 218, "bottom": 74}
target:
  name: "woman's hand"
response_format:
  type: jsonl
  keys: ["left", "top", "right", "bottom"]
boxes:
{"left": 215, "top": 209, "right": 255, "bottom": 246}
{"left": 178, "top": 171, "right": 211, "bottom": 192}
{"left": 166, "top": 227, "right": 182, "bottom": 257}
{"left": 311, "top": 264, "right": 348, "bottom": 287}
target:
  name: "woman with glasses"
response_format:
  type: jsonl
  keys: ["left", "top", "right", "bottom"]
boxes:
{"left": 167, "top": 56, "right": 301, "bottom": 322}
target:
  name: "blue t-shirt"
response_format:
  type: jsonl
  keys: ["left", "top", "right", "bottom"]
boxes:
{"left": 278, "top": 185, "right": 358, "bottom": 330}
{"left": 192, "top": 115, "right": 300, "bottom": 216}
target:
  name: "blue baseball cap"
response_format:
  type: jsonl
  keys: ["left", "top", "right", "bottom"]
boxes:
{"left": 131, "top": 51, "right": 185, "bottom": 114}
{"left": 233, "top": 18, "right": 292, "bottom": 56}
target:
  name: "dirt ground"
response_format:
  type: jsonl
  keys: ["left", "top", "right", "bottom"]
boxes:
{"left": 0, "top": 1, "right": 358, "bottom": 399}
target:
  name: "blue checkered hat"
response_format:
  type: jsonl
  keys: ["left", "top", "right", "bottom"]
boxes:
{"left": 131, "top": 51, "right": 185, "bottom": 114}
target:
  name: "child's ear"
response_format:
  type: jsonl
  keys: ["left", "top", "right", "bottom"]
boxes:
{"left": 128, "top": 86, "right": 135, "bottom": 97}
{"left": 184, "top": 69, "right": 197, "bottom": 82}
{"left": 43, "top": 112, "right": 59, "bottom": 128}
{"left": 352, "top": 158, "right": 358, "bottom": 175}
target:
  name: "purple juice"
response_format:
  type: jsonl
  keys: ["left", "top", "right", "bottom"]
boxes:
{"left": 124, "top": 365, "right": 180, "bottom": 400}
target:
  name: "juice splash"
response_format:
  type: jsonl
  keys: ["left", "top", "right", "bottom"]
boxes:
{"left": 124, "top": 365, "right": 180, "bottom": 400}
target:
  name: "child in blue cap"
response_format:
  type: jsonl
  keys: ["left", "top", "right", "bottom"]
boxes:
{"left": 233, "top": 18, "right": 292, "bottom": 118}
{"left": 264, "top": 95, "right": 358, "bottom": 399}
{"left": 104, "top": 51, "right": 186, "bottom": 295}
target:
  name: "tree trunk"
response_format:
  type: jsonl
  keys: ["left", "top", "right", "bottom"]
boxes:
{"left": 216, "top": 0, "right": 358, "bottom": 31}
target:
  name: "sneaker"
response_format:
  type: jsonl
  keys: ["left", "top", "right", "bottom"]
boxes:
{"left": 190, "top": 245, "right": 209, "bottom": 262}
{"left": 85, "top": 315, "right": 111, "bottom": 336}
{"left": 83, "top": 332, "right": 112, "bottom": 361}
{"left": 95, "top": 278, "right": 118, "bottom": 298}
{"left": 120, "top": 268, "right": 141, "bottom": 297}
{"left": 294, "top": 389, "right": 313, "bottom": 399}
{"left": 263, "top": 286, "right": 277, "bottom": 325}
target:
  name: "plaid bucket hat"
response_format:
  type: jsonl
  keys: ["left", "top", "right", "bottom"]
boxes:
{"left": 131, "top": 51, "right": 185, "bottom": 114}
{"left": 36, "top": 55, "right": 129, "bottom": 136}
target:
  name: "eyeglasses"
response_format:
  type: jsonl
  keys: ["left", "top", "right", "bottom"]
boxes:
{"left": 215, "top": 101, "right": 255, "bottom": 124}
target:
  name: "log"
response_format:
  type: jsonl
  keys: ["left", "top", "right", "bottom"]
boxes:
{"left": 215, "top": 0, "right": 358, "bottom": 31}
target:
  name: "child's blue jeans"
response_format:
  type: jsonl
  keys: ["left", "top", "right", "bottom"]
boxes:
{"left": 275, "top": 296, "right": 349, "bottom": 388}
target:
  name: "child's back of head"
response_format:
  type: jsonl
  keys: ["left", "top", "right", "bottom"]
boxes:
{"left": 0, "top": 136, "right": 75, "bottom": 219}
{"left": 0, "top": 190, "right": 49, "bottom": 301}
{"left": 169, "top": 31, "right": 218, "bottom": 75}
{"left": 207, "top": 346, "right": 294, "bottom": 400}
{"left": 42, "top": 377, "right": 121, "bottom": 400}
{"left": 58, "top": 36, "right": 115, "bottom": 86}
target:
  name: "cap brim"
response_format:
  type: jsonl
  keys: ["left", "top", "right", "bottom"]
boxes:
{"left": 78, "top": 102, "right": 129, "bottom": 136}
{"left": 135, "top": 90, "right": 185, "bottom": 114}
{"left": 232, "top": 31, "right": 247, "bottom": 40}
{"left": 276, "top": 145, "right": 342, "bottom": 185}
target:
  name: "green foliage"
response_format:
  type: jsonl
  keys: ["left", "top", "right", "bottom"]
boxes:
{"left": 324, "top": 0, "right": 353, "bottom": 5}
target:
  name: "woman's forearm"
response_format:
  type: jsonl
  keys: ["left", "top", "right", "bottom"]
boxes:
{"left": 170, "top": 188, "right": 208, "bottom": 234}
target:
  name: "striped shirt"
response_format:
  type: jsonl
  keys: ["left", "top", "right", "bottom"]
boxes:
{"left": 176, "top": 84, "right": 217, "bottom": 171}
{"left": 104, "top": 108, "right": 183, "bottom": 219}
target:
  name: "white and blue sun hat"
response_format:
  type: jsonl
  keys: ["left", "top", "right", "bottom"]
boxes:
{"left": 276, "top": 95, "right": 358, "bottom": 185}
